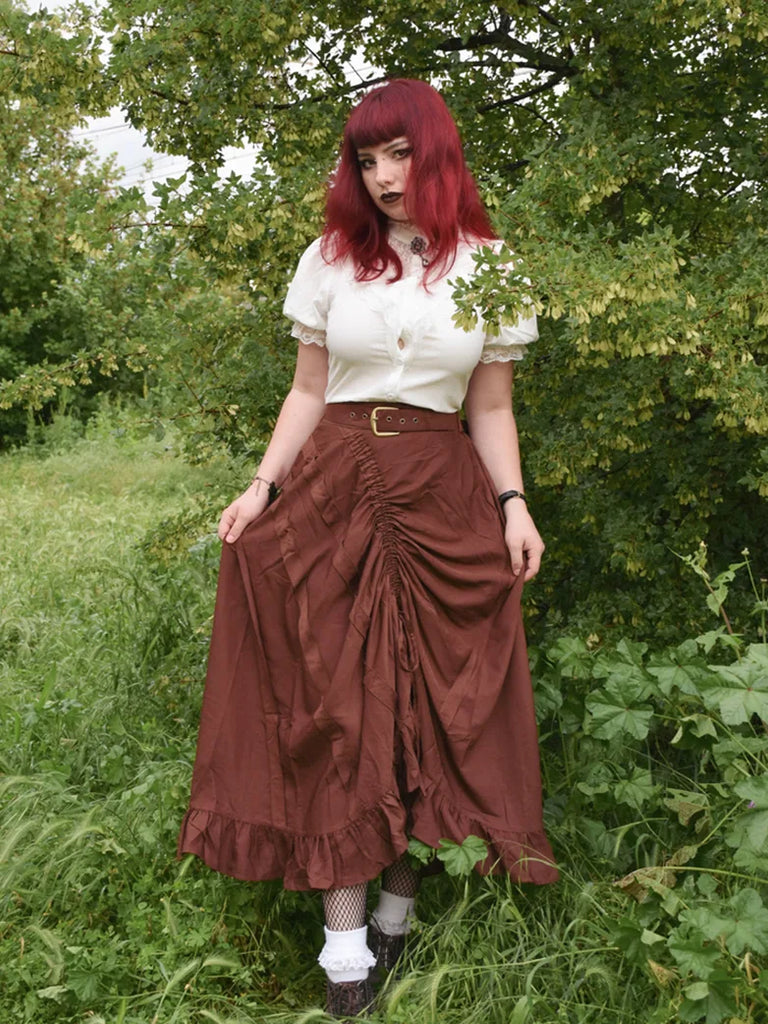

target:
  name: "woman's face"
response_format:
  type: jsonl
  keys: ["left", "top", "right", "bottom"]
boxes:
{"left": 356, "top": 137, "right": 413, "bottom": 224}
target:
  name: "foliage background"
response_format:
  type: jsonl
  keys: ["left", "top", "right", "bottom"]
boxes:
{"left": 1, "top": 1, "right": 766, "bottom": 1021}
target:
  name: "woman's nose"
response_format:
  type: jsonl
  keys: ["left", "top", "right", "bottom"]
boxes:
{"left": 376, "top": 159, "right": 395, "bottom": 187}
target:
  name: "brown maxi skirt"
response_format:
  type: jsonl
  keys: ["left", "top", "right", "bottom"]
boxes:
{"left": 178, "top": 402, "right": 558, "bottom": 890}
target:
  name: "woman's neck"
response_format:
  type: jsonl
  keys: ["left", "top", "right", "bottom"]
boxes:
{"left": 387, "top": 221, "right": 427, "bottom": 245}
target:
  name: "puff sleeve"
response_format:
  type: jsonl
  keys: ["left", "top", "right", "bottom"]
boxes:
{"left": 480, "top": 307, "right": 538, "bottom": 363}
{"left": 282, "top": 238, "right": 331, "bottom": 347}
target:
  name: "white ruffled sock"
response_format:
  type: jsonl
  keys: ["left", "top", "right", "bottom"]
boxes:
{"left": 318, "top": 925, "right": 376, "bottom": 983}
{"left": 371, "top": 890, "right": 416, "bottom": 937}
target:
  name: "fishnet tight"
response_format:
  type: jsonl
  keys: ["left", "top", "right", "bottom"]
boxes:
{"left": 381, "top": 854, "right": 420, "bottom": 899}
{"left": 322, "top": 855, "right": 420, "bottom": 930}
{"left": 323, "top": 882, "right": 368, "bottom": 931}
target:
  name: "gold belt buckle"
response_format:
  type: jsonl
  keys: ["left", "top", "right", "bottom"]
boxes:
{"left": 370, "top": 405, "right": 400, "bottom": 437}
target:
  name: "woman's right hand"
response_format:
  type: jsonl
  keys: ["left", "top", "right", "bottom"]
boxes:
{"left": 218, "top": 482, "right": 271, "bottom": 544}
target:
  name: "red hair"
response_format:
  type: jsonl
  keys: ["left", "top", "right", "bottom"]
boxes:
{"left": 322, "top": 79, "right": 496, "bottom": 283}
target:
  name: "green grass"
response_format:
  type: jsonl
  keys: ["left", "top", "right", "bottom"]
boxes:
{"left": 1, "top": 419, "right": 763, "bottom": 1024}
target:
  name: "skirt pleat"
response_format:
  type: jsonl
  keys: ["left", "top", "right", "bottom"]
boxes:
{"left": 177, "top": 408, "right": 558, "bottom": 889}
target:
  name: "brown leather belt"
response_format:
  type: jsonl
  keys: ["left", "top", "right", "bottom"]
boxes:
{"left": 323, "top": 402, "right": 461, "bottom": 437}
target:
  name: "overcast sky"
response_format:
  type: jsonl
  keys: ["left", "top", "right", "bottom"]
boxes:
{"left": 26, "top": 0, "right": 260, "bottom": 195}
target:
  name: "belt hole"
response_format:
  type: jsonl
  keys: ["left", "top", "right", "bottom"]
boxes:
{"left": 349, "top": 412, "right": 356, "bottom": 418}
{"left": 399, "top": 418, "right": 406, "bottom": 424}
{"left": 362, "top": 413, "right": 368, "bottom": 419}
{"left": 413, "top": 417, "right": 419, "bottom": 423}
{"left": 386, "top": 416, "right": 392, "bottom": 422}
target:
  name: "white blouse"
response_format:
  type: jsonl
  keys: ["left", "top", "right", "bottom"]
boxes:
{"left": 282, "top": 226, "right": 538, "bottom": 414}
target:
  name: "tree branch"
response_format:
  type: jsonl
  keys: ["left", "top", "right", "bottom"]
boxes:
{"left": 264, "top": 72, "right": 406, "bottom": 112}
{"left": 436, "top": 26, "right": 574, "bottom": 74}
{"left": 478, "top": 72, "right": 570, "bottom": 112}
{"left": 500, "top": 1, "right": 563, "bottom": 30}
{"left": 512, "top": 103, "right": 560, "bottom": 131}
{"left": 502, "top": 158, "right": 530, "bottom": 174}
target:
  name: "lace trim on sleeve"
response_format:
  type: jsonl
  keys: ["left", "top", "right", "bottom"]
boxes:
{"left": 291, "top": 322, "right": 327, "bottom": 347}
{"left": 479, "top": 343, "right": 528, "bottom": 364}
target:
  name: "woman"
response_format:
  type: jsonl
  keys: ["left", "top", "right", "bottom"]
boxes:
{"left": 178, "top": 78, "right": 558, "bottom": 1017}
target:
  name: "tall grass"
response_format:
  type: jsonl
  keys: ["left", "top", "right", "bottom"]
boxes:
{"left": 2, "top": 417, "right": 764, "bottom": 1023}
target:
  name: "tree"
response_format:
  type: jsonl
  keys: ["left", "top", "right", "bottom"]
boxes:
{"left": 97, "top": 0, "right": 768, "bottom": 636}
{"left": 0, "top": 1, "right": 154, "bottom": 444}
{"left": 3, "top": 0, "right": 767, "bottom": 636}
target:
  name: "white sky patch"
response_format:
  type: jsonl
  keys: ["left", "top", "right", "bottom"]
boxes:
{"left": 23, "top": 0, "right": 261, "bottom": 200}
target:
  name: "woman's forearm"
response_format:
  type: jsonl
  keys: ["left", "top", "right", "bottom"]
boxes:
{"left": 255, "top": 385, "right": 327, "bottom": 487}
{"left": 464, "top": 360, "right": 526, "bottom": 497}
{"left": 466, "top": 405, "right": 525, "bottom": 497}
{"left": 464, "top": 360, "right": 543, "bottom": 579}
{"left": 218, "top": 342, "right": 328, "bottom": 543}
{"left": 252, "top": 341, "right": 329, "bottom": 487}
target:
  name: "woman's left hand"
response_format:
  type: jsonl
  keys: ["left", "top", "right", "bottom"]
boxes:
{"left": 503, "top": 501, "right": 545, "bottom": 582}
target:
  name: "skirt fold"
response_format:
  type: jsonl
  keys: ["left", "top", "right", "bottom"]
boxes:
{"left": 177, "top": 407, "right": 558, "bottom": 889}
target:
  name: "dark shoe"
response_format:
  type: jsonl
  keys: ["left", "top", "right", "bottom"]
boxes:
{"left": 325, "top": 976, "right": 374, "bottom": 1018}
{"left": 367, "top": 918, "right": 406, "bottom": 984}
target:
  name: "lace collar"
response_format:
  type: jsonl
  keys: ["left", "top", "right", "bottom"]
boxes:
{"left": 387, "top": 224, "right": 431, "bottom": 273}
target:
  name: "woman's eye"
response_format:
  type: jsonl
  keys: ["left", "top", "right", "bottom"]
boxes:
{"left": 394, "top": 147, "right": 413, "bottom": 159}
{"left": 358, "top": 158, "right": 374, "bottom": 170}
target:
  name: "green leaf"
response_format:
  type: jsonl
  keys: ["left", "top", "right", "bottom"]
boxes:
{"left": 722, "top": 888, "right": 768, "bottom": 955}
{"left": 611, "top": 916, "right": 645, "bottom": 962}
{"left": 671, "top": 714, "right": 718, "bottom": 749}
{"left": 67, "top": 968, "right": 101, "bottom": 1002}
{"left": 647, "top": 644, "right": 707, "bottom": 697}
{"left": 745, "top": 643, "right": 768, "bottom": 669}
{"left": 700, "top": 658, "right": 768, "bottom": 725}
{"left": 36, "top": 986, "right": 69, "bottom": 1002}
{"left": 683, "top": 981, "right": 709, "bottom": 1001}
{"left": 663, "top": 790, "right": 710, "bottom": 827}
{"left": 406, "top": 837, "right": 435, "bottom": 866}
{"left": 682, "top": 889, "right": 768, "bottom": 956}
{"left": 679, "top": 968, "right": 738, "bottom": 1024}
{"left": 614, "top": 767, "right": 659, "bottom": 811}
{"left": 733, "top": 773, "right": 768, "bottom": 809}
{"left": 585, "top": 675, "right": 654, "bottom": 740}
{"left": 667, "top": 930, "right": 721, "bottom": 978}
{"left": 712, "top": 735, "right": 768, "bottom": 771}
{"left": 705, "top": 969, "right": 740, "bottom": 1024}
{"left": 436, "top": 835, "right": 488, "bottom": 876}
{"left": 682, "top": 907, "right": 734, "bottom": 946}
{"left": 724, "top": 809, "right": 768, "bottom": 862}
{"left": 592, "top": 639, "right": 649, "bottom": 678}
{"left": 509, "top": 996, "right": 531, "bottom": 1024}
{"left": 546, "top": 636, "right": 592, "bottom": 678}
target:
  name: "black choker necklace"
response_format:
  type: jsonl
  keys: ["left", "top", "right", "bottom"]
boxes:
{"left": 409, "top": 235, "right": 430, "bottom": 267}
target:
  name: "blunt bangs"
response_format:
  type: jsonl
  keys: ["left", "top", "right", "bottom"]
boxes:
{"left": 345, "top": 87, "right": 411, "bottom": 150}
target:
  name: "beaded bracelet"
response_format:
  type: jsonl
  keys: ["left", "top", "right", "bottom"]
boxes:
{"left": 498, "top": 489, "right": 527, "bottom": 508}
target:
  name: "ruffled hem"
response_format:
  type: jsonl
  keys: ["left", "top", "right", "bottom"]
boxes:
{"left": 370, "top": 911, "right": 413, "bottom": 937}
{"left": 177, "top": 790, "right": 409, "bottom": 891}
{"left": 178, "top": 783, "right": 558, "bottom": 889}
{"left": 410, "top": 784, "right": 559, "bottom": 885}
{"left": 318, "top": 950, "right": 377, "bottom": 972}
